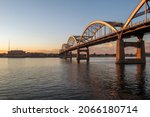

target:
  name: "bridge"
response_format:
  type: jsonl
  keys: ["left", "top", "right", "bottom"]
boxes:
{"left": 60, "top": 0, "right": 150, "bottom": 64}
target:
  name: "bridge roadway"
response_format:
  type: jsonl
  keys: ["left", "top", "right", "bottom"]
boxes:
{"left": 61, "top": 19, "right": 150, "bottom": 53}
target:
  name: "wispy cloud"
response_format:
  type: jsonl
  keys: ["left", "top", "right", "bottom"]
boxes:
{"left": 90, "top": 42, "right": 150, "bottom": 54}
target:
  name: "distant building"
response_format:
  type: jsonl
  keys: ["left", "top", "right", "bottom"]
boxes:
{"left": 26, "top": 52, "right": 47, "bottom": 57}
{"left": 7, "top": 50, "right": 26, "bottom": 58}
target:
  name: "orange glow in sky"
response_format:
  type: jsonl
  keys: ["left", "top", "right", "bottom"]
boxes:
{"left": 0, "top": 0, "right": 149, "bottom": 54}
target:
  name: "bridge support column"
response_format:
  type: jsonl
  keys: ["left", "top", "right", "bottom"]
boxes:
{"left": 77, "top": 47, "right": 89, "bottom": 63}
{"left": 116, "top": 34, "right": 146, "bottom": 64}
{"left": 64, "top": 51, "right": 72, "bottom": 61}
{"left": 116, "top": 39, "right": 125, "bottom": 64}
{"left": 136, "top": 36, "right": 146, "bottom": 64}
{"left": 59, "top": 53, "right": 64, "bottom": 59}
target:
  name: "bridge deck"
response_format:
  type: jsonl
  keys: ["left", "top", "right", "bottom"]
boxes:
{"left": 61, "top": 20, "right": 150, "bottom": 54}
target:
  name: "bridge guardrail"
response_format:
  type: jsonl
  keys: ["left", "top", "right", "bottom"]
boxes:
{"left": 127, "top": 18, "right": 150, "bottom": 28}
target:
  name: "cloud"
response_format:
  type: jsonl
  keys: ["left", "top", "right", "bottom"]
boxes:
{"left": 89, "top": 42, "right": 150, "bottom": 54}
{"left": 145, "top": 42, "right": 150, "bottom": 52}
{"left": 90, "top": 42, "right": 116, "bottom": 54}
{"left": 26, "top": 49, "right": 60, "bottom": 53}
{"left": 0, "top": 50, "right": 6, "bottom": 53}
{"left": 0, "top": 42, "right": 149, "bottom": 54}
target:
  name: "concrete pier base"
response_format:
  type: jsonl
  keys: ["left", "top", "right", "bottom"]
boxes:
{"left": 77, "top": 47, "right": 89, "bottom": 63}
{"left": 116, "top": 39, "right": 125, "bottom": 64}
{"left": 116, "top": 34, "right": 146, "bottom": 64}
{"left": 63, "top": 51, "right": 72, "bottom": 61}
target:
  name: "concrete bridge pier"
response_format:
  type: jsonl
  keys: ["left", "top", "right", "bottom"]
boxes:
{"left": 116, "top": 34, "right": 146, "bottom": 64}
{"left": 77, "top": 47, "right": 89, "bottom": 63}
{"left": 59, "top": 51, "right": 72, "bottom": 60}
{"left": 116, "top": 39, "right": 125, "bottom": 64}
{"left": 64, "top": 51, "right": 72, "bottom": 61}
{"left": 59, "top": 53, "right": 64, "bottom": 59}
{"left": 136, "top": 35, "right": 146, "bottom": 64}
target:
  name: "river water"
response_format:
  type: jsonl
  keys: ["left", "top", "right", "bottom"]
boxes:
{"left": 0, "top": 58, "right": 149, "bottom": 100}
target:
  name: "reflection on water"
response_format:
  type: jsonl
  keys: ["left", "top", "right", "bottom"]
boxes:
{"left": 115, "top": 64, "right": 147, "bottom": 99}
{"left": 0, "top": 58, "right": 149, "bottom": 100}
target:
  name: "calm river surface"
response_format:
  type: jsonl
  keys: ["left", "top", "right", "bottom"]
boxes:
{"left": 0, "top": 57, "right": 150, "bottom": 100}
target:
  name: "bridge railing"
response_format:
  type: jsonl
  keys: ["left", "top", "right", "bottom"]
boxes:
{"left": 126, "top": 18, "right": 150, "bottom": 29}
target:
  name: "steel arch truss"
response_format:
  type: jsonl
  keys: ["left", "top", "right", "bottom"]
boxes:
{"left": 123, "top": 0, "right": 150, "bottom": 29}
{"left": 80, "top": 20, "right": 124, "bottom": 43}
{"left": 67, "top": 35, "right": 80, "bottom": 47}
{"left": 61, "top": 36, "right": 80, "bottom": 52}
{"left": 61, "top": 43, "right": 70, "bottom": 51}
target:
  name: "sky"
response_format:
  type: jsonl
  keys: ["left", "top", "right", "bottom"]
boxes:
{"left": 0, "top": 0, "right": 149, "bottom": 53}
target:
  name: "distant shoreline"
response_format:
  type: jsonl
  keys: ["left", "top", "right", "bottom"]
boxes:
{"left": 0, "top": 52, "right": 150, "bottom": 58}
{"left": 0, "top": 56, "right": 149, "bottom": 58}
